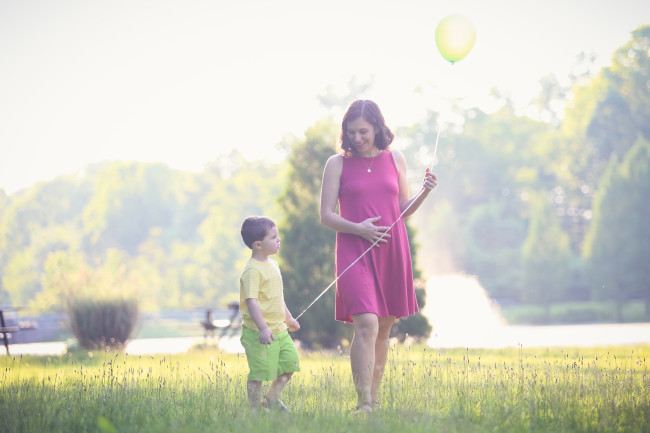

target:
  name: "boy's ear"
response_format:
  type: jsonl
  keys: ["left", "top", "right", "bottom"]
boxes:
{"left": 253, "top": 240, "right": 262, "bottom": 250}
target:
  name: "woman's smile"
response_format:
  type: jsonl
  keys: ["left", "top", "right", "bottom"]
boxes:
{"left": 346, "top": 117, "right": 377, "bottom": 156}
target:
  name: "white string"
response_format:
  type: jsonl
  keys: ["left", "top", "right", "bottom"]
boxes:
{"left": 295, "top": 125, "right": 441, "bottom": 320}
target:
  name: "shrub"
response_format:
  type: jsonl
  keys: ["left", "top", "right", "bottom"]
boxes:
{"left": 67, "top": 297, "right": 139, "bottom": 350}
{"left": 392, "top": 287, "right": 432, "bottom": 341}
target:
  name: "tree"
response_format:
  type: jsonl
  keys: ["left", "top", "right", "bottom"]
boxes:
{"left": 521, "top": 193, "right": 573, "bottom": 318}
{"left": 587, "top": 89, "right": 638, "bottom": 159}
{"left": 82, "top": 162, "right": 188, "bottom": 255}
{"left": 533, "top": 73, "right": 566, "bottom": 126}
{"left": 609, "top": 25, "right": 650, "bottom": 141}
{"left": 583, "top": 139, "right": 650, "bottom": 317}
{"left": 462, "top": 200, "right": 527, "bottom": 301}
{"left": 277, "top": 118, "right": 350, "bottom": 348}
{"left": 197, "top": 151, "right": 288, "bottom": 308}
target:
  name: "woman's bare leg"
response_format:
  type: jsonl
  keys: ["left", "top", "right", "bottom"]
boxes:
{"left": 350, "top": 313, "right": 378, "bottom": 408}
{"left": 371, "top": 316, "right": 396, "bottom": 403}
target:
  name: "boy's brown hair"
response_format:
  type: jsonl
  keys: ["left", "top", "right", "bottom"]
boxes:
{"left": 241, "top": 216, "right": 276, "bottom": 249}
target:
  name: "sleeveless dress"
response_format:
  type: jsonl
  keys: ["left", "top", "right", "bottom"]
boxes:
{"left": 335, "top": 150, "right": 418, "bottom": 323}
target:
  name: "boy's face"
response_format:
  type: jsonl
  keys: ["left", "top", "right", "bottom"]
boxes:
{"left": 256, "top": 225, "right": 281, "bottom": 256}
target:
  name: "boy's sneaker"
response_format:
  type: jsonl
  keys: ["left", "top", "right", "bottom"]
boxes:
{"left": 262, "top": 396, "right": 289, "bottom": 411}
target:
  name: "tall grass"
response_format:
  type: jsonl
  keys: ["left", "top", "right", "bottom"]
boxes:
{"left": 1, "top": 344, "right": 648, "bottom": 433}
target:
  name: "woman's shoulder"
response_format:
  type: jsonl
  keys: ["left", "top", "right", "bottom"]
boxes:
{"left": 387, "top": 148, "right": 404, "bottom": 159}
{"left": 327, "top": 153, "right": 344, "bottom": 162}
{"left": 325, "top": 153, "right": 344, "bottom": 169}
{"left": 388, "top": 148, "right": 406, "bottom": 164}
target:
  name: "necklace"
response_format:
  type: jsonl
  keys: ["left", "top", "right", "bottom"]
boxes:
{"left": 363, "top": 151, "right": 380, "bottom": 173}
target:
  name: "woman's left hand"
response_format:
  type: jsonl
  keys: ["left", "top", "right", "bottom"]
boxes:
{"left": 423, "top": 168, "right": 438, "bottom": 191}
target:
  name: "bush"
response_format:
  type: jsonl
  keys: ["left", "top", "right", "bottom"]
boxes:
{"left": 391, "top": 287, "right": 432, "bottom": 341}
{"left": 67, "top": 298, "right": 139, "bottom": 350}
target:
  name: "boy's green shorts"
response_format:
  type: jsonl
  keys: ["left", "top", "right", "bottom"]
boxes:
{"left": 240, "top": 327, "right": 300, "bottom": 382}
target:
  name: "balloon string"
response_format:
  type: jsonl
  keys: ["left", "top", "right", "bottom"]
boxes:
{"left": 295, "top": 126, "right": 441, "bottom": 320}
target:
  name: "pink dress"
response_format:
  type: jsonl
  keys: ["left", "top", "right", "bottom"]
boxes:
{"left": 335, "top": 150, "right": 418, "bottom": 323}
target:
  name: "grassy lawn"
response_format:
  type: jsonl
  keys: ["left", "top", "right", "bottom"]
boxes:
{"left": 1, "top": 344, "right": 648, "bottom": 433}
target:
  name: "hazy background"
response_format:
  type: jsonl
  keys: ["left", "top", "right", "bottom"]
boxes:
{"left": 2, "top": 0, "right": 649, "bottom": 194}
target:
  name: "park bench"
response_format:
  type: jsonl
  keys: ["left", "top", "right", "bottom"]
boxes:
{"left": 0, "top": 306, "right": 20, "bottom": 355}
{"left": 0, "top": 306, "right": 38, "bottom": 355}
{"left": 200, "top": 302, "right": 241, "bottom": 339}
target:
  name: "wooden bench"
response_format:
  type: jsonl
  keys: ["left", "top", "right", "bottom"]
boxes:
{"left": 0, "top": 307, "right": 20, "bottom": 355}
{"left": 200, "top": 302, "right": 241, "bottom": 339}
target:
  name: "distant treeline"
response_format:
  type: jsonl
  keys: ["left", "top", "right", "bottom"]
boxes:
{"left": 0, "top": 26, "right": 648, "bottom": 345}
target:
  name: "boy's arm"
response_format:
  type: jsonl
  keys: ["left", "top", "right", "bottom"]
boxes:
{"left": 245, "top": 298, "right": 275, "bottom": 344}
{"left": 285, "top": 306, "right": 300, "bottom": 332}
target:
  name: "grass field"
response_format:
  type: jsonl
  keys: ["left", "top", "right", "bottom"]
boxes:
{"left": 1, "top": 343, "right": 648, "bottom": 433}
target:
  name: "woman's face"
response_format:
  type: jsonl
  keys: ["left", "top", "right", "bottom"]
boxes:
{"left": 345, "top": 117, "right": 376, "bottom": 155}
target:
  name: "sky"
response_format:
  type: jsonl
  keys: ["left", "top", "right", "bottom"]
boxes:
{"left": 1, "top": 0, "right": 649, "bottom": 195}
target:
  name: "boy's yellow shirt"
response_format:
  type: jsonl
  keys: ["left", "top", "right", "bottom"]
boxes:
{"left": 239, "top": 257, "right": 288, "bottom": 335}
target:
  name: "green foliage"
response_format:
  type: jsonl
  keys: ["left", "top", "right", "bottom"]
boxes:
{"left": 0, "top": 176, "right": 89, "bottom": 307}
{"left": 521, "top": 192, "right": 573, "bottom": 310}
{"left": 82, "top": 162, "right": 190, "bottom": 254}
{"left": 462, "top": 201, "right": 527, "bottom": 300}
{"left": 391, "top": 286, "right": 432, "bottom": 340}
{"left": 277, "top": 118, "right": 351, "bottom": 348}
{"left": 44, "top": 250, "right": 144, "bottom": 349}
{"left": 0, "top": 155, "right": 287, "bottom": 312}
{"left": 587, "top": 88, "right": 638, "bottom": 158}
{"left": 583, "top": 139, "right": 650, "bottom": 315}
{"left": 198, "top": 152, "right": 287, "bottom": 308}
{"left": 67, "top": 297, "right": 139, "bottom": 350}
{"left": 609, "top": 25, "right": 650, "bottom": 140}
{"left": 2, "top": 248, "right": 41, "bottom": 306}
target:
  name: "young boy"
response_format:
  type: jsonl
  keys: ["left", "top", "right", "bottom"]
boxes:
{"left": 239, "top": 216, "right": 300, "bottom": 413}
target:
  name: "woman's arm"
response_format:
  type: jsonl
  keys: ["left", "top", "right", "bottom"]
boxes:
{"left": 392, "top": 149, "right": 437, "bottom": 218}
{"left": 319, "top": 154, "right": 391, "bottom": 245}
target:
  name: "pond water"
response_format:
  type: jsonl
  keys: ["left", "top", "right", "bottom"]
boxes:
{"left": 2, "top": 274, "right": 649, "bottom": 356}
{"left": 424, "top": 274, "right": 650, "bottom": 349}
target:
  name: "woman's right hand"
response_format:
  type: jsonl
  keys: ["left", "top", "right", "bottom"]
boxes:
{"left": 357, "top": 216, "right": 391, "bottom": 246}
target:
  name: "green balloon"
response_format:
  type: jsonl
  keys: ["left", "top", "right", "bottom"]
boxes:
{"left": 435, "top": 14, "right": 476, "bottom": 63}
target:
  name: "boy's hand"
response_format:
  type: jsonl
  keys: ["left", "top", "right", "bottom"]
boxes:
{"left": 258, "top": 326, "right": 275, "bottom": 344}
{"left": 286, "top": 317, "right": 300, "bottom": 332}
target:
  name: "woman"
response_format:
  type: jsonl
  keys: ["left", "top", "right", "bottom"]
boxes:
{"left": 320, "top": 99, "right": 437, "bottom": 412}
